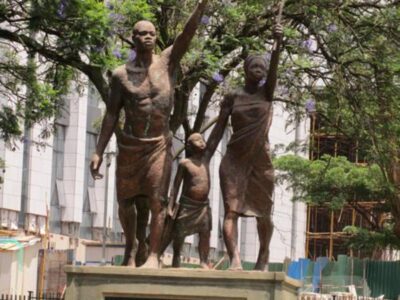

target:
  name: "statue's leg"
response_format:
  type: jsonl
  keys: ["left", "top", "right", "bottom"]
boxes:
{"left": 118, "top": 198, "right": 137, "bottom": 267}
{"left": 139, "top": 197, "right": 166, "bottom": 269}
{"left": 172, "top": 235, "right": 185, "bottom": 268}
{"left": 254, "top": 215, "right": 273, "bottom": 271}
{"left": 223, "top": 211, "right": 242, "bottom": 270}
{"left": 134, "top": 196, "right": 150, "bottom": 267}
{"left": 198, "top": 231, "right": 210, "bottom": 269}
{"left": 159, "top": 221, "right": 173, "bottom": 255}
{"left": 140, "top": 148, "right": 171, "bottom": 269}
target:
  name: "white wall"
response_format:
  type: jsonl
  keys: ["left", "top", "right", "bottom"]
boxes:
{"left": 0, "top": 141, "right": 23, "bottom": 213}
{"left": 92, "top": 135, "right": 116, "bottom": 230}
{"left": 22, "top": 243, "right": 40, "bottom": 294}
{"left": 0, "top": 251, "right": 12, "bottom": 294}
{"left": 0, "top": 243, "right": 40, "bottom": 295}
{"left": 0, "top": 138, "right": 23, "bottom": 230}
{"left": 26, "top": 126, "right": 54, "bottom": 217}
{"left": 62, "top": 90, "right": 88, "bottom": 224}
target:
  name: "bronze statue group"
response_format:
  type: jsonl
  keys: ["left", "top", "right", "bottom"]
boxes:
{"left": 90, "top": 0, "right": 283, "bottom": 271}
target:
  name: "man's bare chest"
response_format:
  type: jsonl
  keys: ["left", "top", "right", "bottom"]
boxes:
{"left": 122, "top": 60, "right": 172, "bottom": 91}
{"left": 120, "top": 64, "right": 173, "bottom": 110}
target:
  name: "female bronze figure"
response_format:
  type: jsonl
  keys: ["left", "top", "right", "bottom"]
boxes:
{"left": 208, "top": 24, "right": 283, "bottom": 271}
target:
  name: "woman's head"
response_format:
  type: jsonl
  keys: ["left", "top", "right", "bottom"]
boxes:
{"left": 244, "top": 55, "right": 268, "bottom": 83}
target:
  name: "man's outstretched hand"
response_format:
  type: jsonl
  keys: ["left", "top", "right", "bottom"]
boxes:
{"left": 90, "top": 153, "right": 103, "bottom": 180}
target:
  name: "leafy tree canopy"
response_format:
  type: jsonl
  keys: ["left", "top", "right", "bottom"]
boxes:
{"left": 343, "top": 226, "right": 400, "bottom": 255}
{"left": 275, "top": 154, "right": 391, "bottom": 210}
{"left": 274, "top": 154, "right": 400, "bottom": 250}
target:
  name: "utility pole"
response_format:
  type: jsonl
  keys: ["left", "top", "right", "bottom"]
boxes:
{"left": 290, "top": 115, "right": 300, "bottom": 260}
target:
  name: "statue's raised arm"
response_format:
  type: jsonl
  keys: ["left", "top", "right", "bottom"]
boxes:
{"left": 168, "top": 0, "right": 208, "bottom": 70}
{"left": 264, "top": 23, "right": 283, "bottom": 101}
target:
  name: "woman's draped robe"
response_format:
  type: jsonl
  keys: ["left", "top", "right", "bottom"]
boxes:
{"left": 220, "top": 91, "right": 274, "bottom": 217}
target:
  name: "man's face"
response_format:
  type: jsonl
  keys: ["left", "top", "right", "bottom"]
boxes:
{"left": 132, "top": 21, "right": 156, "bottom": 51}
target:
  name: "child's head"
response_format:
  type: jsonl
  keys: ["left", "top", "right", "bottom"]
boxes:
{"left": 187, "top": 133, "right": 206, "bottom": 155}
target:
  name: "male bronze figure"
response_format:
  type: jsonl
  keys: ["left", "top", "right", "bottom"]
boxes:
{"left": 90, "top": 1, "right": 208, "bottom": 269}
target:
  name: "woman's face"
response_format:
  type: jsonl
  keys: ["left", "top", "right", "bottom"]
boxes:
{"left": 246, "top": 59, "right": 267, "bottom": 83}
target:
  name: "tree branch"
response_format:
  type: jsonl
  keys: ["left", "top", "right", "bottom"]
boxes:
{"left": 0, "top": 28, "right": 109, "bottom": 101}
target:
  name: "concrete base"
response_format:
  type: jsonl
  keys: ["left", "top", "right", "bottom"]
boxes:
{"left": 64, "top": 266, "right": 301, "bottom": 300}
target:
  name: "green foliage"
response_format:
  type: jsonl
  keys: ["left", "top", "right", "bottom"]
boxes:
{"left": 1, "top": 0, "right": 398, "bottom": 140}
{"left": 0, "top": 107, "right": 21, "bottom": 140}
{"left": 30, "top": 0, "right": 110, "bottom": 53}
{"left": 274, "top": 155, "right": 391, "bottom": 209}
{"left": 275, "top": 154, "right": 400, "bottom": 249}
{"left": 343, "top": 225, "right": 400, "bottom": 251}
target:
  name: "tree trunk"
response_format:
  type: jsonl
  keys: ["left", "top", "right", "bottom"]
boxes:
{"left": 389, "top": 160, "right": 400, "bottom": 238}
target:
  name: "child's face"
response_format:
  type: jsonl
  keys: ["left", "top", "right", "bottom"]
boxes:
{"left": 189, "top": 134, "right": 206, "bottom": 152}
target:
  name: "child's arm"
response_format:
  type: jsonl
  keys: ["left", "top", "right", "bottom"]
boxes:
{"left": 204, "top": 94, "right": 233, "bottom": 161}
{"left": 167, "top": 162, "right": 185, "bottom": 217}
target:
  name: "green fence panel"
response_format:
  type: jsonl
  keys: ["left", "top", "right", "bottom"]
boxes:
{"left": 269, "top": 262, "right": 284, "bottom": 272}
{"left": 366, "top": 260, "right": 400, "bottom": 300}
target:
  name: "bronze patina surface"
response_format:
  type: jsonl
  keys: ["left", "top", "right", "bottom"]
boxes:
{"left": 163, "top": 133, "right": 221, "bottom": 269}
{"left": 206, "top": 24, "right": 284, "bottom": 271}
{"left": 90, "top": 1, "right": 209, "bottom": 269}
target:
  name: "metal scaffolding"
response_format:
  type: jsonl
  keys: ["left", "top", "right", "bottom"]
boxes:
{"left": 306, "top": 114, "right": 380, "bottom": 260}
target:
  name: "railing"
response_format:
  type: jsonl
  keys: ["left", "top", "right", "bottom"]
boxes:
{"left": 0, "top": 291, "right": 63, "bottom": 300}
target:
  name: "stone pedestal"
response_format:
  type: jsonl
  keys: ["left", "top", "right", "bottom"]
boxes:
{"left": 64, "top": 266, "right": 300, "bottom": 300}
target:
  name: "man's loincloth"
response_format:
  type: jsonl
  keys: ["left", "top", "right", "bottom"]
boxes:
{"left": 115, "top": 132, "right": 172, "bottom": 203}
{"left": 172, "top": 195, "right": 212, "bottom": 238}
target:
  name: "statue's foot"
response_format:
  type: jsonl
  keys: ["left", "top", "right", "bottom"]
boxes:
{"left": 253, "top": 263, "right": 268, "bottom": 271}
{"left": 139, "top": 255, "right": 160, "bottom": 269}
{"left": 228, "top": 259, "right": 243, "bottom": 271}
{"left": 121, "top": 257, "right": 136, "bottom": 268}
{"left": 135, "top": 243, "right": 149, "bottom": 267}
{"left": 127, "top": 258, "right": 136, "bottom": 267}
{"left": 254, "top": 253, "right": 269, "bottom": 271}
{"left": 200, "top": 262, "right": 210, "bottom": 270}
{"left": 172, "top": 254, "right": 181, "bottom": 268}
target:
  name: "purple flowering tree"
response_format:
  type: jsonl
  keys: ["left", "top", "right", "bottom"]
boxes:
{"left": 212, "top": 72, "right": 224, "bottom": 83}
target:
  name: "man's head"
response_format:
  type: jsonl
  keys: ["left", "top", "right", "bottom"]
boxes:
{"left": 187, "top": 133, "right": 206, "bottom": 154}
{"left": 132, "top": 20, "right": 156, "bottom": 52}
